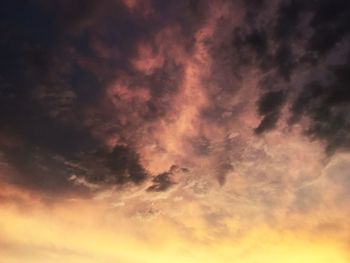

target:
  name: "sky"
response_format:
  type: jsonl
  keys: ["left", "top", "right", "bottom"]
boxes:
{"left": 0, "top": 0, "right": 350, "bottom": 262}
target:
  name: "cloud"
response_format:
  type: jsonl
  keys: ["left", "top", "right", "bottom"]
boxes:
{"left": 0, "top": 0, "right": 212, "bottom": 196}
{"left": 289, "top": 55, "right": 350, "bottom": 153}
{"left": 307, "top": 0, "right": 350, "bottom": 56}
{"left": 0, "top": 1, "right": 350, "bottom": 261}
{"left": 146, "top": 165, "right": 186, "bottom": 192}
{"left": 273, "top": 0, "right": 305, "bottom": 41}
{"left": 106, "top": 145, "right": 148, "bottom": 184}
{"left": 255, "top": 90, "right": 287, "bottom": 134}
{"left": 64, "top": 145, "right": 149, "bottom": 188}
{"left": 147, "top": 172, "right": 174, "bottom": 192}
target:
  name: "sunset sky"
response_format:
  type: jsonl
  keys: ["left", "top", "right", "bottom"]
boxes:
{"left": 0, "top": 0, "right": 350, "bottom": 262}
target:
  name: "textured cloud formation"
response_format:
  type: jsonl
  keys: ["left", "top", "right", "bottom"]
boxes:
{"left": 0, "top": 0, "right": 350, "bottom": 262}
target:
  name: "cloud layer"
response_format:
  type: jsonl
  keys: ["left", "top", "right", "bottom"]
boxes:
{"left": 0, "top": 0, "right": 350, "bottom": 262}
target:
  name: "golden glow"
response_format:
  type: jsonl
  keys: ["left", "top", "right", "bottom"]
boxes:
{"left": 0, "top": 198, "right": 348, "bottom": 263}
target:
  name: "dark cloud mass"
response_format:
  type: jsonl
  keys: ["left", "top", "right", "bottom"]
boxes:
{"left": 146, "top": 165, "right": 186, "bottom": 192}
{"left": 106, "top": 145, "right": 147, "bottom": 184}
{"left": 147, "top": 172, "right": 174, "bottom": 192}
{"left": 0, "top": 0, "right": 350, "bottom": 198}
{"left": 255, "top": 90, "right": 287, "bottom": 134}
{"left": 0, "top": 0, "right": 206, "bottom": 194}
{"left": 290, "top": 56, "right": 350, "bottom": 153}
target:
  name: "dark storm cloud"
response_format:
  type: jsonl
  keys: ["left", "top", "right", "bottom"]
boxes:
{"left": 147, "top": 165, "right": 180, "bottom": 192}
{"left": 237, "top": 0, "right": 350, "bottom": 75}
{"left": 255, "top": 112, "right": 281, "bottom": 135}
{"left": 289, "top": 81, "right": 324, "bottom": 124}
{"left": 2, "top": 146, "right": 78, "bottom": 194}
{"left": 242, "top": 0, "right": 266, "bottom": 25}
{"left": 255, "top": 90, "right": 287, "bottom": 134}
{"left": 147, "top": 172, "right": 174, "bottom": 192}
{"left": 0, "top": 0, "right": 210, "bottom": 195}
{"left": 224, "top": 0, "right": 350, "bottom": 151}
{"left": 0, "top": 0, "right": 105, "bottom": 157}
{"left": 232, "top": 27, "right": 270, "bottom": 68}
{"left": 273, "top": 0, "right": 305, "bottom": 41}
{"left": 290, "top": 55, "right": 350, "bottom": 153}
{"left": 2, "top": 0, "right": 350, "bottom": 196}
{"left": 271, "top": 0, "right": 350, "bottom": 60}
{"left": 230, "top": 27, "right": 269, "bottom": 70}
{"left": 306, "top": 0, "right": 350, "bottom": 56}
{"left": 105, "top": 145, "right": 148, "bottom": 185}
{"left": 257, "top": 90, "right": 287, "bottom": 116}
{"left": 70, "top": 145, "right": 148, "bottom": 187}
{"left": 231, "top": 28, "right": 296, "bottom": 80}
{"left": 244, "top": 29, "right": 268, "bottom": 58}
{"left": 216, "top": 1, "right": 302, "bottom": 83}
{"left": 274, "top": 43, "right": 295, "bottom": 81}
{"left": 0, "top": 143, "right": 148, "bottom": 195}
{"left": 0, "top": 0, "right": 207, "bottom": 121}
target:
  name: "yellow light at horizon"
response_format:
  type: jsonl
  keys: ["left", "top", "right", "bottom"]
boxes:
{"left": 0, "top": 201, "right": 348, "bottom": 263}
